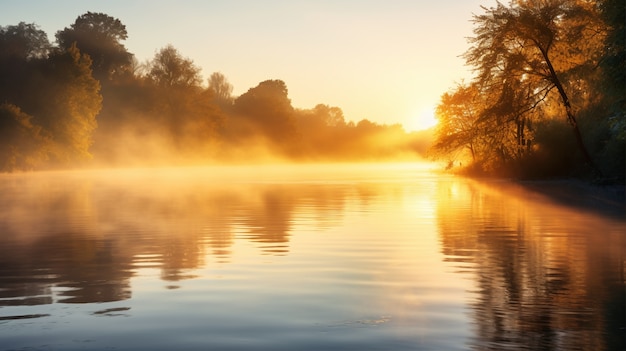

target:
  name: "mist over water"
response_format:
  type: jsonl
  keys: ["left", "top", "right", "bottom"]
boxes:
{"left": 0, "top": 163, "right": 624, "bottom": 351}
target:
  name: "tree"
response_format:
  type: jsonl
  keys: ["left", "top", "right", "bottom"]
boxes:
{"left": 0, "top": 24, "right": 101, "bottom": 168}
{"left": 233, "top": 80, "right": 298, "bottom": 145}
{"left": 147, "top": 45, "right": 202, "bottom": 88}
{"left": 0, "top": 22, "right": 50, "bottom": 60}
{"left": 115, "top": 45, "right": 222, "bottom": 161}
{"left": 208, "top": 72, "right": 233, "bottom": 105}
{"left": 465, "top": 0, "right": 606, "bottom": 174}
{"left": 435, "top": 81, "right": 533, "bottom": 173}
{"left": 599, "top": 0, "right": 625, "bottom": 138}
{"left": 0, "top": 23, "right": 48, "bottom": 113}
{"left": 56, "top": 12, "right": 132, "bottom": 80}
{"left": 311, "top": 104, "right": 346, "bottom": 128}
{"left": 0, "top": 103, "right": 51, "bottom": 171}
{"left": 432, "top": 83, "right": 483, "bottom": 163}
{"left": 37, "top": 44, "right": 102, "bottom": 164}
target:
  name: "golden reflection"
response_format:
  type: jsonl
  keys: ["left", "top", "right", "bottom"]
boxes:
{"left": 436, "top": 178, "right": 626, "bottom": 351}
{"left": 0, "top": 164, "right": 622, "bottom": 351}
{"left": 1, "top": 164, "right": 394, "bottom": 305}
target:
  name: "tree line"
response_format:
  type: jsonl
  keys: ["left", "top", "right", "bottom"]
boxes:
{"left": 0, "top": 12, "right": 430, "bottom": 171}
{"left": 430, "top": 0, "right": 624, "bottom": 182}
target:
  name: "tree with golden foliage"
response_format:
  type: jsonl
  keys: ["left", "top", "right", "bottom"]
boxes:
{"left": 0, "top": 104, "right": 52, "bottom": 171}
{"left": 39, "top": 43, "right": 102, "bottom": 164}
{"left": 434, "top": 0, "right": 611, "bottom": 177}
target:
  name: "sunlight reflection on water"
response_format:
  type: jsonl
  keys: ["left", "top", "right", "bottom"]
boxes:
{"left": 0, "top": 163, "right": 624, "bottom": 351}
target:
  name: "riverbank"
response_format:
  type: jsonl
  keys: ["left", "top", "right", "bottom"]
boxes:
{"left": 445, "top": 164, "right": 624, "bottom": 210}
{"left": 521, "top": 176, "right": 622, "bottom": 206}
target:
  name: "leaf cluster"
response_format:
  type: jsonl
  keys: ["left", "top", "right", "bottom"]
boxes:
{"left": 1, "top": 13, "right": 428, "bottom": 170}
{"left": 432, "top": 0, "right": 623, "bottom": 180}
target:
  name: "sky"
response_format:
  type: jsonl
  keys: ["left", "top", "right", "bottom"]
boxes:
{"left": 0, "top": 0, "right": 495, "bottom": 131}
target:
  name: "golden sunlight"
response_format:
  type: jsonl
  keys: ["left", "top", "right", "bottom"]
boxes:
{"left": 409, "top": 106, "right": 438, "bottom": 131}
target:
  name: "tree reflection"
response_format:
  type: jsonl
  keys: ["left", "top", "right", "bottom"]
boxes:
{"left": 436, "top": 179, "right": 625, "bottom": 351}
{"left": 0, "top": 169, "right": 351, "bottom": 305}
{"left": 234, "top": 187, "right": 294, "bottom": 255}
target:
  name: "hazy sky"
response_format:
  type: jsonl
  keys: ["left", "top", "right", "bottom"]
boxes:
{"left": 0, "top": 0, "right": 494, "bottom": 131}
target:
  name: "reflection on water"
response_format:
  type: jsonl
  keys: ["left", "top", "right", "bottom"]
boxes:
{"left": 0, "top": 164, "right": 624, "bottom": 350}
{"left": 437, "top": 178, "right": 625, "bottom": 351}
{"left": 0, "top": 166, "right": 359, "bottom": 305}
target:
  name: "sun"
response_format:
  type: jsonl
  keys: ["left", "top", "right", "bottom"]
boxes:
{"left": 407, "top": 106, "right": 438, "bottom": 131}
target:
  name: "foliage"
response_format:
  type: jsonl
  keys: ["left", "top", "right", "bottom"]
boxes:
{"left": 0, "top": 24, "right": 101, "bottom": 170}
{"left": 0, "top": 104, "right": 51, "bottom": 171}
{"left": 208, "top": 72, "right": 234, "bottom": 107}
{"left": 93, "top": 47, "right": 222, "bottom": 165}
{"left": 233, "top": 80, "right": 296, "bottom": 140}
{"left": 432, "top": 0, "right": 623, "bottom": 181}
{"left": 147, "top": 45, "right": 202, "bottom": 88}
{"left": 56, "top": 12, "right": 132, "bottom": 80}
{"left": 225, "top": 80, "right": 300, "bottom": 158}
{"left": 0, "top": 11, "right": 432, "bottom": 171}
{"left": 35, "top": 44, "right": 102, "bottom": 164}
{"left": 0, "top": 22, "right": 50, "bottom": 60}
{"left": 599, "top": 0, "right": 626, "bottom": 140}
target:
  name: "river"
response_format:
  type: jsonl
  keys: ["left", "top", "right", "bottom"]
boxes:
{"left": 0, "top": 163, "right": 624, "bottom": 350}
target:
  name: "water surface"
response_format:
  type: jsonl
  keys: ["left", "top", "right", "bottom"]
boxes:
{"left": 0, "top": 164, "right": 624, "bottom": 350}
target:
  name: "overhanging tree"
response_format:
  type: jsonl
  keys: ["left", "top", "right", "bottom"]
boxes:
{"left": 465, "top": 0, "right": 606, "bottom": 174}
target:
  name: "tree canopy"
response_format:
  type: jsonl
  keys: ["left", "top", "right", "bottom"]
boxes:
{"left": 56, "top": 12, "right": 132, "bottom": 80}
{"left": 431, "top": 0, "right": 623, "bottom": 180}
{"left": 208, "top": 72, "right": 234, "bottom": 105}
{"left": 0, "top": 11, "right": 430, "bottom": 170}
{"left": 4, "top": 5, "right": 622, "bottom": 179}
{"left": 0, "top": 22, "right": 50, "bottom": 60}
{"left": 147, "top": 45, "right": 202, "bottom": 88}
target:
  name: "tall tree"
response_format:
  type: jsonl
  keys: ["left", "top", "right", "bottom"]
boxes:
{"left": 147, "top": 45, "right": 202, "bottom": 88}
{"left": 465, "top": 0, "right": 605, "bottom": 173}
{"left": 37, "top": 44, "right": 102, "bottom": 164}
{"left": 0, "top": 23, "right": 50, "bottom": 112}
{"left": 56, "top": 12, "right": 132, "bottom": 80}
{"left": 208, "top": 71, "right": 233, "bottom": 105}
{"left": 0, "top": 22, "right": 50, "bottom": 60}
{"left": 233, "top": 80, "right": 298, "bottom": 145}
{"left": 141, "top": 45, "right": 222, "bottom": 159}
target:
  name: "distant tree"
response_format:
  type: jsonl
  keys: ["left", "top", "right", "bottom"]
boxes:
{"left": 208, "top": 72, "right": 234, "bottom": 105}
{"left": 115, "top": 46, "right": 222, "bottom": 160}
{"left": 294, "top": 104, "right": 348, "bottom": 158}
{"left": 233, "top": 80, "right": 298, "bottom": 148}
{"left": 0, "top": 22, "right": 50, "bottom": 60}
{"left": 147, "top": 45, "right": 202, "bottom": 88}
{"left": 356, "top": 119, "right": 378, "bottom": 132}
{"left": 56, "top": 12, "right": 132, "bottom": 80}
{"left": 152, "top": 85, "right": 223, "bottom": 159}
{"left": 0, "top": 103, "right": 51, "bottom": 171}
{"left": 312, "top": 104, "right": 346, "bottom": 127}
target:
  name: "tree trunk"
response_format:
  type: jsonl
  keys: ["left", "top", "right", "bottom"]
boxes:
{"left": 539, "top": 46, "right": 602, "bottom": 176}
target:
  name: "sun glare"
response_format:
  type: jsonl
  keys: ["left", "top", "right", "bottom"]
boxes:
{"left": 407, "top": 106, "right": 438, "bottom": 132}
{"left": 416, "top": 106, "right": 438, "bottom": 131}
